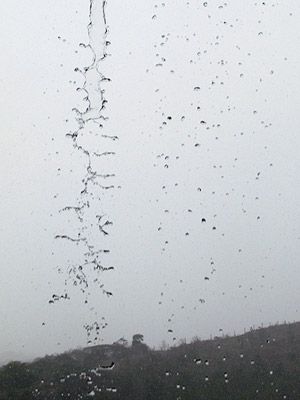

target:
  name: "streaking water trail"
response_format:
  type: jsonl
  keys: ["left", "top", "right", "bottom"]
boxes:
{"left": 54, "top": 0, "right": 116, "bottom": 344}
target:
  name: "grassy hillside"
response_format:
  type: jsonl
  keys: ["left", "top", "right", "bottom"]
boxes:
{"left": 1, "top": 322, "right": 300, "bottom": 399}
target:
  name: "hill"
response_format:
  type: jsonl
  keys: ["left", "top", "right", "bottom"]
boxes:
{"left": 1, "top": 322, "right": 300, "bottom": 399}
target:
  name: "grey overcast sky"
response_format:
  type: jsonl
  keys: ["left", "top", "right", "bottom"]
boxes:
{"left": 1, "top": 0, "right": 300, "bottom": 363}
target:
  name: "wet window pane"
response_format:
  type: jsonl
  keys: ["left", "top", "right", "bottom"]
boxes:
{"left": 1, "top": 1, "right": 300, "bottom": 398}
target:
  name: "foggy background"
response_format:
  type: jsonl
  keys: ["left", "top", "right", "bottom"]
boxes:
{"left": 1, "top": 0, "right": 300, "bottom": 364}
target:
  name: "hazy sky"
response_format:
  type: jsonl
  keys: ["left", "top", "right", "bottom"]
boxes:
{"left": 1, "top": 0, "right": 300, "bottom": 363}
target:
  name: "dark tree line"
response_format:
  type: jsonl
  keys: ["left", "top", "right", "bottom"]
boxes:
{"left": 1, "top": 324, "right": 300, "bottom": 399}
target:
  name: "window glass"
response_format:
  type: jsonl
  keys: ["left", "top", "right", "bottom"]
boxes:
{"left": 1, "top": 1, "right": 300, "bottom": 398}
